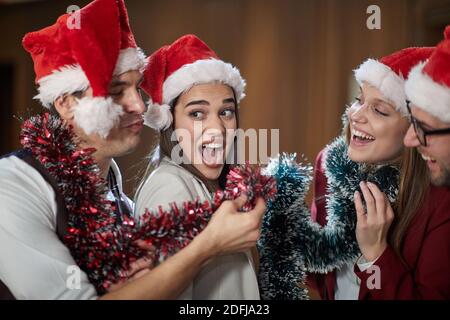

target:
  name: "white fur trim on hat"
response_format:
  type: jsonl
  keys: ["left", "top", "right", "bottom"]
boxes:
{"left": 34, "top": 64, "right": 90, "bottom": 109}
{"left": 405, "top": 62, "right": 450, "bottom": 123}
{"left": 143, "top": 102, "right": 173, "bottom": 131}
{"left": 34, "top": 48, "right": 146, "bottom": 108}
{"left": 354, "top": 59, "right": 407, "bottom": 116}
{"left": 114, "top": 47, "right": 147, "bottom": 75}
{"left": 72, "top": 96, "right": 124, "bottom": 138}
{"left": 162, "top": 58, "right": 246, "bottom": 105}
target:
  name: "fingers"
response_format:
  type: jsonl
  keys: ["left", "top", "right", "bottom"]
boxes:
{"left": 134, "top": 239, "right": 156, "bottom": 252}
{"left": 381, "top": 190, "right": 395, "bottom": 225}
{"left": 134, "top": 239, "right": 157, "bottom": 262}
{"left": 205, "top": 196, "right": 266, "bottom": 256}
{"left": 359, "top": 181, "right": 376, "bottom": 223}
{"left": 251, "top": 197, "right": 267, "bottom": 220}
{"left": 129, "top": 268, "right": 151, "bottom": 281}
{"left": 366, "top": 182, "right": 387, "bottom": 218}
{"left": 109, "top": 262, "right": 152, "bottom": 292}
{"left": 240, "top": 197, "right": 266, "bottom": 233}
{"left": 355, "top": 182, "right": 394, "bottom": 262}
{"left": 354, "top": 191, "right": 367, "bottom": 225}
{"left": 127, "top": 256, "right": 154, "bottom": 278}
{"left": 366, "top": 182, "right": 394, "bottom": 227}
{"left": 231, "top": 194, "right": 248, "bottom": 210}
{"left": 128, "top": 258, "right": 151, "bottom": 275}
{"left": 359, "top": 182, "right": 394, "bottom": 228}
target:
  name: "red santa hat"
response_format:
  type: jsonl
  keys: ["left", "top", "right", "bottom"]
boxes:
{"left": 405, "top": 26, "right": 450, "bottom": 123}
{"left": 22, "top": 0, "right": 146, "bottom": 138}
{"left": 141, "top": 34, "right": 246, "bottom": 131}
{"left": 354, "top": 46, "right": 434, "bottom": 116}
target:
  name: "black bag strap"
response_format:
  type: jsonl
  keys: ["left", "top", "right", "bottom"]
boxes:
{"left": 0, "top": 150, "right": 130, "bottom": 299}
{"left": 0, "top": 281, "right": 14, "bottom": 300}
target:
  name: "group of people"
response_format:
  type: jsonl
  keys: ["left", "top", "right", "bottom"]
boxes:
{"left": 305, "top": 32, "right": 450, "bottom": 300}
{"left": 0, "top": 0, "right": 448, "bottom": 300}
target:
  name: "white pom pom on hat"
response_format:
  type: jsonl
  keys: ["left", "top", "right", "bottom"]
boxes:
{"left": 22, "top": 0, "right": 146, "bottom": 138}
{"left": 141, "top": 34, "right": 246, "bottom": 131}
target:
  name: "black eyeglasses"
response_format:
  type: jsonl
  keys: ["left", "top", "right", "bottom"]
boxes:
{"left": 406, "top": 101, "right": 450, "bottom": 147}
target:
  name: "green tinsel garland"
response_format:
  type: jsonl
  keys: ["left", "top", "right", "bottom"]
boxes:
{"left": 258, "top": 136, "right": 400, "bottom": 300}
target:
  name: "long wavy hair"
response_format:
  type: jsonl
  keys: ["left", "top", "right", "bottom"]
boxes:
{"left": 344, "top": 121, "right": 430, "bottom": 263}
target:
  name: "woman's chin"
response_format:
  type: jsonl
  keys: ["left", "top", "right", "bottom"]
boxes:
{"left": 196, "top": 163, "right": 224, "bottom": 181}
{"left": 347, "top": 147, "right": 371, "bottom": 164}
{"left": 348, "top": 145, "right": 403, "bottom": 166}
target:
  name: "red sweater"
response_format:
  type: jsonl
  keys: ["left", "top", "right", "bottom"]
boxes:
{"left": 307, "top": 149, "right": 450, "bottom": 300}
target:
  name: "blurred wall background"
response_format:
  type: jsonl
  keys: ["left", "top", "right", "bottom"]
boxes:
{"left": 1, "top": 0, "right": 449, "bottom": 196}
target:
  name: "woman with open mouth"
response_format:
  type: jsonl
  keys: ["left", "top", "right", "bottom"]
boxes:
{"left": 262, "top": 44, "right": 450, "bottom": 300}
{"left": 134, "top": 34, "right": 260, "bottom": 300}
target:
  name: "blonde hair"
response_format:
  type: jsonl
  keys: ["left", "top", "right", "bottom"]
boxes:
{"left": 344, "top": 123, "right": 429, "bottom": 262}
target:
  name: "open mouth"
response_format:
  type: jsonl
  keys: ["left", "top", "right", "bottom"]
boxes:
{"left": 420, "top": 152, "right": 440, "bottom": 172}
{"left": 200, "top": 141, "right": 224, "bottom": 167}
{"left": 420, "top": 152, "right": 437, "bottom": 165}
{"left": 351, "top": 128, "right": 376, "bottom": 146}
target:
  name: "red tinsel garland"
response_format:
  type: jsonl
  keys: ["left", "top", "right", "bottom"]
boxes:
{"left": 20, "top": 113, "right": 276, "bottom": 293}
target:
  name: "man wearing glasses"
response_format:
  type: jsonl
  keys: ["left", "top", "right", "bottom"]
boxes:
{"left": 360, "top": 26, "right": 450, "bottom": 300}
{"left": 405, "top": 103, "right": 450, "bottom": 186}
{"left": 404, "top": 27, "right": 450, "bottom": 188}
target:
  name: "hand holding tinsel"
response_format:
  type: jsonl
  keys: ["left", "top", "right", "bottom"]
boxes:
{"left": 258, "top": 139, "right": 400, "bottom": 300}
{"left": 131, "top": 163, "right": 277, "bottom": 260}
{"left": 20, "top": 113, "right": 277, "bottom": 294}
{"left": 105, "top": 163, "right": 276, "bottom": 291}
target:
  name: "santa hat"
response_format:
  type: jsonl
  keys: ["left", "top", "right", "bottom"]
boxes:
{"left": 354, "top": 46, "right": 434, "bottom": 116}
{"left": 405, "top": 26, "right": 450, "bottom": 123}
{"left": 141, "top": 34, "right": 246, "bottom": 131}
{"left": 22, "top": 0, "right": 146, "bottom": 138}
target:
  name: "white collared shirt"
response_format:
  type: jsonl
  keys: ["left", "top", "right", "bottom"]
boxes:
{"left": 334, "top": 256, "right": 376, "bottom": 300}
{"left": 0, "top": 155, "right": 129, "bottom": 300}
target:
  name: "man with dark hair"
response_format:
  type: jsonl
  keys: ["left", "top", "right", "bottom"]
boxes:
{"left": 0, "top": 0, "right": 265, "bottom": 300}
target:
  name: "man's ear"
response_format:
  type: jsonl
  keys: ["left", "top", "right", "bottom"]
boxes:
{"left": 54, "top": 94, "right": 77, "bottom": 120}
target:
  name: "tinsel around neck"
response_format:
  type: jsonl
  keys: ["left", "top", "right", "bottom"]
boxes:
{"left": 323, "top": 136, "right": 400, "bottom": 203}
{"left": 258, "top": 136, "right": 401, "bottom": 300}
{"left": 302, "top": 135, "right": 401, "bottom": 273}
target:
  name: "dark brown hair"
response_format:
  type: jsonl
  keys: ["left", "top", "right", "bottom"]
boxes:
{"left": 136, "top": 86, "right": 239, "bottom": 198}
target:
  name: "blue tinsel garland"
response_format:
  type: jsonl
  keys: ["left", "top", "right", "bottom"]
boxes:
{"left": 258, "top": 154, "right": 313, "bottom": 300}
{"left": 258, "top": 136, "right": 400, "bottom": 300}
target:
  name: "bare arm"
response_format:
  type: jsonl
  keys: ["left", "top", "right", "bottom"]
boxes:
{"left": 100, "top": 196, "right": 266, "bottom": 300}
{"left": 100, "top": 232, "right": 211, "bottom": 300}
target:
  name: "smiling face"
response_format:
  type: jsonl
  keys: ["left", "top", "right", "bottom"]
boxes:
{"left": 347, "top": 82, "right": 410, "bottom": 164}
{"left": 404, "top": 106, "right": 450, "bottom": 187}
{"left": 173, "top": 83, "right": 237, "bottom": 181}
